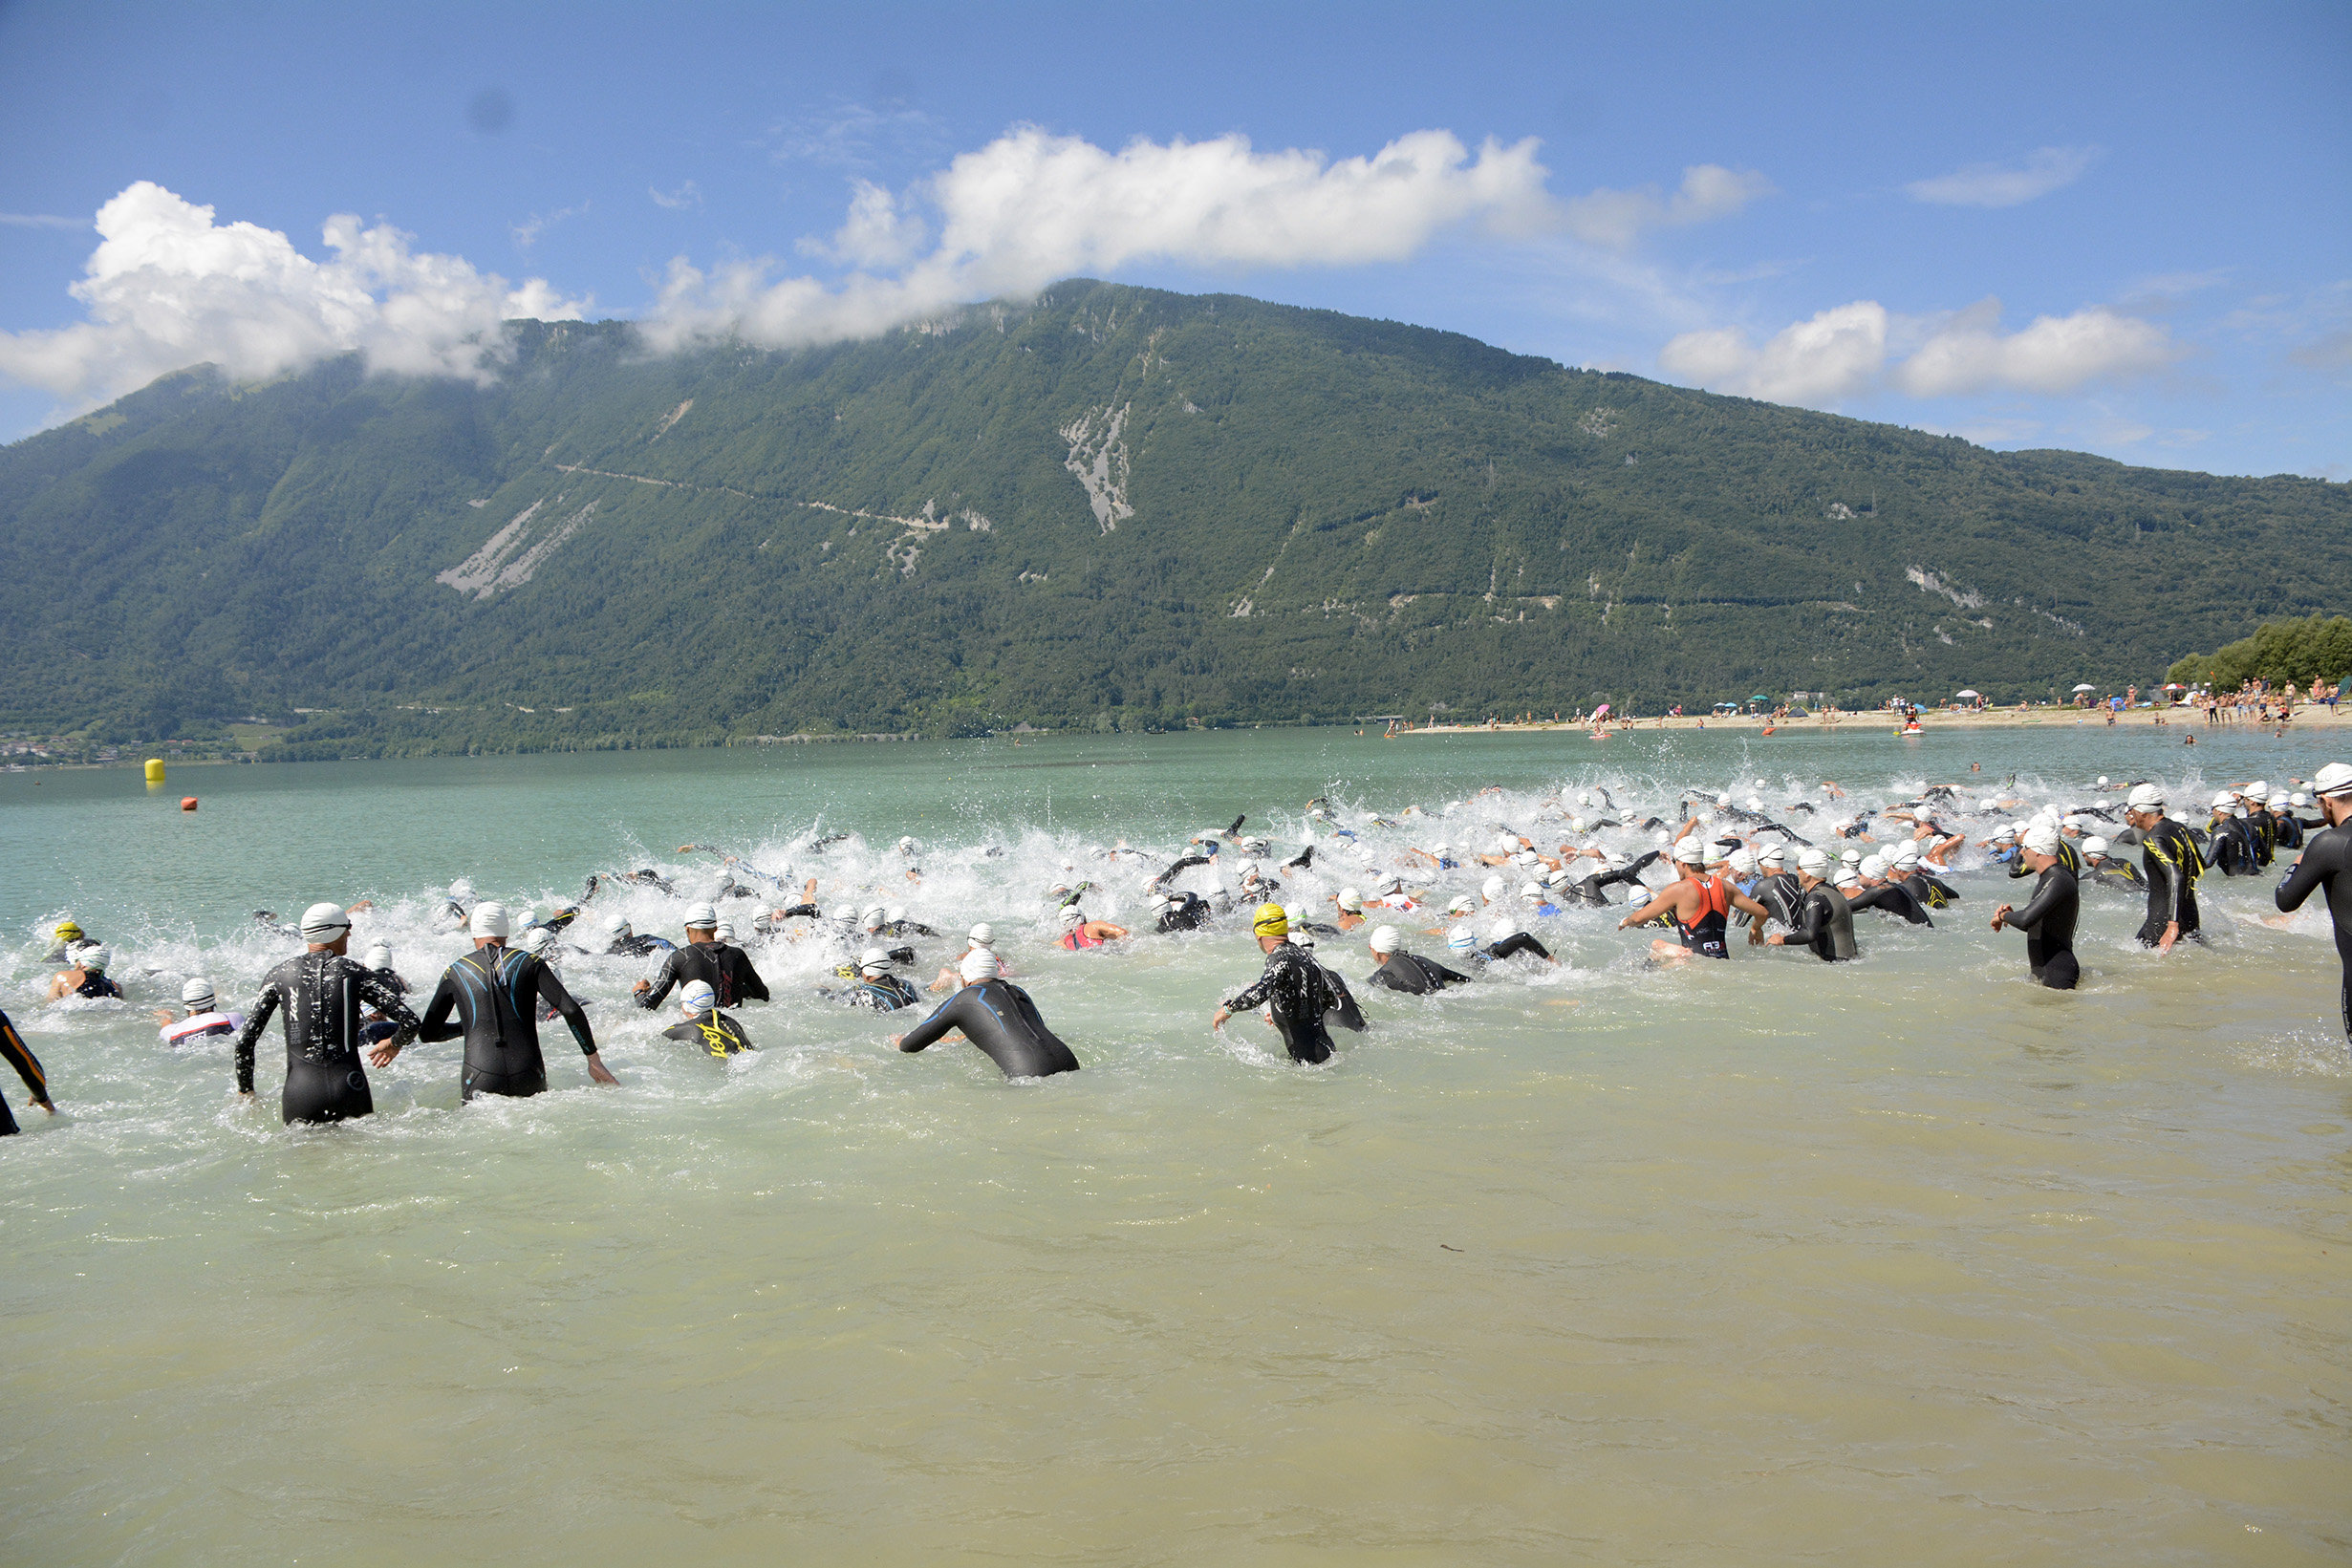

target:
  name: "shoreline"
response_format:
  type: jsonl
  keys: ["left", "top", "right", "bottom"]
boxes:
{"left": 1403, "top": 706, "right": 2349, "bottom": 736}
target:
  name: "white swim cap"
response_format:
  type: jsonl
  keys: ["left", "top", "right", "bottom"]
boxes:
{"left": 897, "top": 836, "right": 917, "bottom": 851}
{"left": 2317, "top": 763, "right": 2352, "bottom": 798}
{"left": 1671, "top": 837, "right": 1704, "bottom": 866}
{"left": 968, "top": 922, "right": 996, "bottom": 946}
{"left": 1701, "top": 841, "right": 1728, "bottom": 867}
{"left": 469, "top": 901, "right": 510, "bottom": 938}
{"left": 1652, "top": 829, "right": 1670, "bottom": 845}
{"left": 1488, "top": 917, "right": 1517, "bottom": 942}
{"left": 1049, "top": 881, "right": 1071, "bottom": 897}
{"left": 1446, "top": 894, "right": 1476, "bottom": 916}
{"left": 2126, "top": 783, "right": 2165, "bottom": 811}
{"left": 859, "top": 944, "right": 892, "bottom": 971}
{"left": 712, "top": 921, "right": 736, "bottom": 944}
{"left": 1481, "top": 875, "right": 1505, "bottom": 902}
{"left": 2211, "top": 790, "right": 2235, "bottom": 810}
{"left": 1758, "top": 845, "right": 1786, "bottom": 868}
{"left": 1370, "top": 924, "right": 1401, "bottom": 954}
{"left": 520, "top": 928, "right": 554, "bottom": 956}
{"left": 1892, "top": 840, "right": 1921, "bottom": 863}
{"left": 363, "top": 942, "right": 394, "bottom": 970}
{"left": 885, "top": 904, "right": 907, "bottom": 923}
{"left": 860, "top": 908, "right": 886, "bottom": 933}
{"left": 1840, "top": 848, "right": 1862, "bottom": 866}
{"left": 1521, "top": 880, "right": 1546, "bottom": 901}
{"left": 1859, "top": 855, "right": 1886, "bottom": 880}
{"left": 831, "top": 904, "right": 857, "bottom": 923}
{"left": 2082, "top": 835, "right": 2110, "bottom": 857}
{"left": 1729, "top": 848, "right": 1758, "bottom": 876}
{"left": 602, "top": 912, "right": 632, "bottom": 936}
{"left": 2021, "top": 823, "right": 2062, "bottom": 856}
{"left": 1568, "top": 816, "right": 1587, "bottom": 833}
{"left": 81, "top": 945, "right": 109, "bottom": 972}
{"left": 1378, "top": 875, "right": 1405, "bottom": 895}
{"left": 2250, "top": 780, "right": 2270, "bottom": 796}
{"left": 182, "top": 977, "right": 215, "bottom": 1005}
{"left": 960, "top": 950, "right": 1000, "bottom": 983}
{"left": 2098, "top": 775, "right": 2110, "bottom": 787}
{"left": 1797, "top": 848, "right": 1829, "bottom": 876}
{"left": 449, "top": 878, "right": 475, "bottom": 901}
{"left": 1447, "top": 925, "right": 1477, "bottom": 953}
{"left": 680, "top": 979, "right": 717, "bottom": 1012}
{"left": 1834, "top": 872, "right": 1862, "bottom": 891}
{"left": 299, "top": 902, "right": 350, "bottom": 940}
{"left": 682, "top": 901, "right": 719, "bottom": 929}
{"left": 2292, "top": 791, "right": 2314, "bottom": 807}
{"left": 1061, "top": 907, "right": 1085, "bottom": 927}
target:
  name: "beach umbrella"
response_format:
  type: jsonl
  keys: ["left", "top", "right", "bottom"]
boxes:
{"left": 1955, "top": 689, "right": 1981, "bottom": 698}
{"left": 2163, "top": 682, "right": 2186, "bottom": 691}
{"left": 2071, "top": 683, "right": 2098, "bottom": 693}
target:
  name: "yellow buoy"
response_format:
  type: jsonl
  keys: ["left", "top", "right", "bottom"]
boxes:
{"left": 144, "top": 758, "right": 166, "bottom": 784}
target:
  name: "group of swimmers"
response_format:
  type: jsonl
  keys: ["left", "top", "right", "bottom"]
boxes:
{"left": 7, "top": 761, "right": 2350, "bottom": 1130}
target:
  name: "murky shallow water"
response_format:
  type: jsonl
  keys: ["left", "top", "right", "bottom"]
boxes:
{"left": 3, "top": 725, "right": 2346, "bottom": 1563}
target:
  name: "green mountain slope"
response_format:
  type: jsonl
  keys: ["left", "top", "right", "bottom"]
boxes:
{"left": 1, "top": 280, "right": 2342, "bottom": 753}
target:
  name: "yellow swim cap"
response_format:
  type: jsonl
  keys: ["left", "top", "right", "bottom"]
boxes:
{"left": 54, "top": 919, "right": 81, "bottom": 940}
{"left": 1251, "top": 902, "right": 1289, "bottom": 939}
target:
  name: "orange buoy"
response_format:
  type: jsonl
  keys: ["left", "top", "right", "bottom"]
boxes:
{"left": 181, "top": 797, "right": 198, "bottom": 811}
{"left": 1761, "top": 726, "right": 1777, "bottom": 736}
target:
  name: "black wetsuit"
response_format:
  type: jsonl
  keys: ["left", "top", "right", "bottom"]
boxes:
{"left": 1846, "top": 882, "right": 1934, "bottom": 927}
{"left": 2250, "top": 812, "right": 2277, "bottom": 869}
{"left": 0, "top": 1009, "right": 51, "bottom": 1136}
{"left": 897, "top": 979, "right": 1080, "bottom": 1079}
{"left": 2207, "top": 818, "right": 2256, "bottom": 876}
{"left": 1482, "top": 932, "right": 1554, "bottom": 962}
{"left": 827, "top": 974, "right": 923, "bottom": 1011}
{"left": 2082, "top": 859, "right": 2146, "bottom": 892}
{"left": 1152, "top": 855, "right": 1215, "bottom": 887}
{"left": 2004, "top": 864, "right": 2081, "bottom": 989}
{"left": 662, "top": 1008, "right": 756, "bottom": 1057}
{"left": 1223, "top": 941, "right": 1338, "bottom": 1064}
{"left": 417, "top": 945, "right": 596, "bottom": 1101}
{"left": 2138, "top": 818, "right": 2204, "bottom": 946}
{"left": 1783, "top": 884, "right": 1859, "bottom": 960}
{"left": 883, "top": 919, "right": 940, "bottom": 938}
{"left": 636, "top": 941, "right": 770, "bottom": 1010}
{"left": 1562, "top": 849, "right": 1663, "bottom": 908}
{"left": 1366, "top": 952, "right": 1472, "bottom": 994}
{"left": 1316, "top": 962, "right": 1368, "bottom": 1031}
{"left": 65, "top": 969, "right": 123, "bottom": 999}
{"left": 1754, "top": 871, "right": 1804, "bottom": 930}
{"left": 235, "top": 953, "right": 421, "bottom": 1125}
{"left": 1901, "top": 870, "right": 1962, "bottom": 909}
{"left": 358, "top": 966, "right": 409, "bottom": 1045}
{"left": 2275, "top": 824, "right": 2352, "bottom": 1039}
{"left": 606, "top": 933, "right": 675, "bottom": 957}
{"left": 1154, "top": 891, "right": 1213, "bottom": 934}
{"left": 2273, "top": 812, "right": 2305, "bottom": 851}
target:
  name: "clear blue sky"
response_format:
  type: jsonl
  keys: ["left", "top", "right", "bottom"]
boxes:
{"left": 1, "top": 0, "right": 2344, "bottom": 478}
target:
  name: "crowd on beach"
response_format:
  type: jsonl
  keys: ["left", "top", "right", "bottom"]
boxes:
{"left": 8, "top": 759, "right": 2351, "bottom": 1131}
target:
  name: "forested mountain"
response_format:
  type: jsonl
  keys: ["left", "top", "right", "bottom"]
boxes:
{"left": 1, "top": 280, "right": 2343, "bottom": 756}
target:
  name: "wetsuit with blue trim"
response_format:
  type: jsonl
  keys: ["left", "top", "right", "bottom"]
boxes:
{"left": 234, "top": 953, "right": 421, "bottom": 1124}
{"left": 418, "top": 944, "right": 595, "bottom": 1101}
{"left": 0, "top": 1010, "right": 52, "bottom": 1135}
{"left": 636, "top": 940, "right": 769, "bottom": 1010}
{"left": 2274, "top": 820, "right": 2352, "bottom": 1040}
{"left": 825, "top": 973, "right": 923, "bottom": 1011}
{"left": 897, "top": 978, "right": 1079, "bottom": 1078}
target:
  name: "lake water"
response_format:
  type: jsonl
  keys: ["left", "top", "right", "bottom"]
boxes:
{"left": 3, "top": 723, "right": 2346, "bottom": 1564}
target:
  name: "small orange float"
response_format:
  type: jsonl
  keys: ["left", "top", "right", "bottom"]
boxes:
{"left": 181, "top": 797, "right": 199, "bottom": 811}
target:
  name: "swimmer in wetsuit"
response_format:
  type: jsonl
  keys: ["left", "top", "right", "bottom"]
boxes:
{"left": 891, "top": 950, "right": 1080, "bottom": 1079}
{"left": 1154, "top": 890, "right": 1213, "bottom": 934}
{"left": 634, "top": 902, "right": 770, "bottom": 1010}
{"left": 2272, "top": 762, "right": 2352, "bottom": 1039}
{"left": 1558, "top": 849, "right": 1663, "bottom": 909}
{"left": 1363, "top": 924, "right": 1472, "bottom": 994}
{"left": 0, "top": 1008, "right": 55, "bottom": 1134}
{"left": 1766, "top": 849, "right": 1858, "bottom": 960}
{"left": 1992, "top": 823, "right": 2081, "bottom": 989}
{"left": 1617, "top": 839, "right": 1770, "bottom": 960}
{"left": 822, "top": 948, "right": 923, "bottom": 1012}
{"left": 1211, "top": 904, "right": 1339, "bottom": 1064}
{"left": 1284, "top": 913, "right": 1367, "bottom": 1031}
{"left": 662, "top": 980, "right": 755, "bottom": 1056}
{"left": 232, "top": 903, "right": 421, "bottom": 1124}
{"left": 2124, "top": 784, "right": 2201, "bottom": 952}
{"left": 2076, "top": 836, "right": 2145, "bottom": 892}
{"left": 47, "top": 945, "right": 122, "bottom": 1001}
{"left": 401, "top": 904, "right": 618, "bottom": 1100}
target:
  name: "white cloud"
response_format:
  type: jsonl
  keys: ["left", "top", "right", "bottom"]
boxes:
{"left": 1660, "top": 295, "right": 2181, "bottom": 406}
{"left": 648, "top": 180, "right": 701, "bottom": 210}
{"left": 1905, "top": 145, "right": 2100, "bottom": 208}
{"left": 0, "top": 181, "right": 588, "bottom": 414}
{"left": 645, "top": 126, "right": 1560, "bottom": 354}
{"left": 1892, "top": 299, "right": 2180, "bottom": 396}
{"left": 1560, "top": 164, "right": 1774, "bottom": 248}
{"left": 1, "top": 211, "right": 85, "bottom": 230}
{"left": 511, "top": 202, "right": 588, "bottom": 250}
{"left": 1660, "top": 302, "right": 1888, "bottom": 403}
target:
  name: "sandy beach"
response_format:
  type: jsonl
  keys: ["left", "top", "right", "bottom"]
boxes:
{"left": 1404, "top": 705, "right": 2349, "bottom": 737}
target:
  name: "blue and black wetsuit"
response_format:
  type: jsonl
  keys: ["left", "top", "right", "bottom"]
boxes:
{"left": 0, "top": 1010, "right": 51, "bottom": 1135}
{"left": 2275, "top": 823, "right": 2352, "bottom": 1039}
{"left": 825, "top": 974, "right": 923, "bottom": 1011}
{"left": 418, "top": 945, "right": 595, "bottom": 1101}
{"left": 897, "top": 979, "right": 1080, "bottom": 1079}
{"left": 234, "top": 953, "right": 421, "bottom": 1124}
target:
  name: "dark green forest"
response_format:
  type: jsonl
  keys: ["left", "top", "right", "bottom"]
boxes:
{"left": 0, "top": 280, "right": 2343, "bottom": 760}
